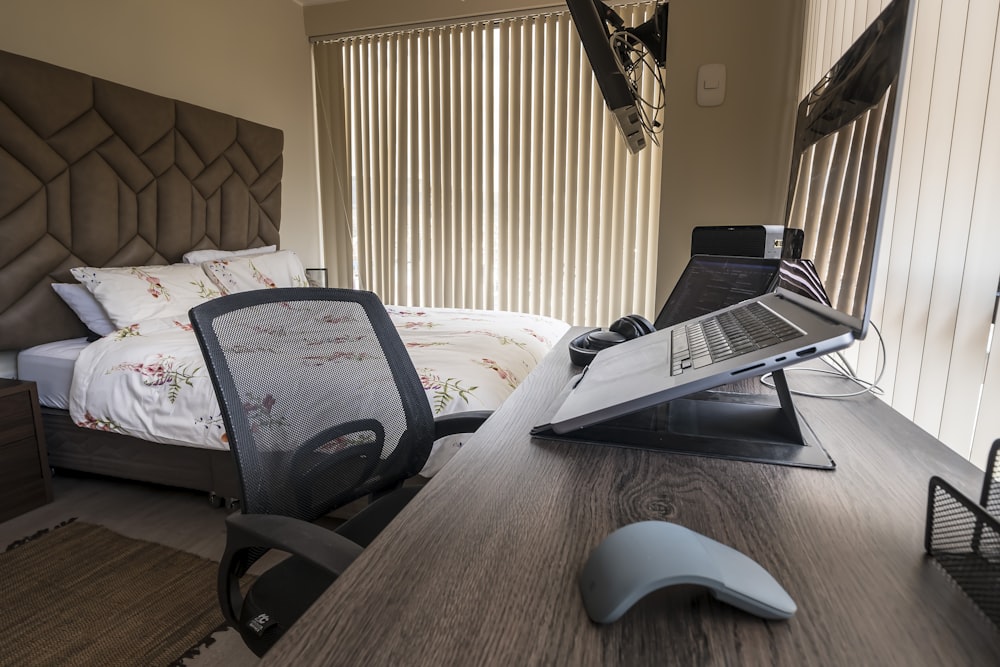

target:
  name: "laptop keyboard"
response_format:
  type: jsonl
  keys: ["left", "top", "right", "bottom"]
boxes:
{"left": 670, "top": 301, "right": 804, "bottom": 376}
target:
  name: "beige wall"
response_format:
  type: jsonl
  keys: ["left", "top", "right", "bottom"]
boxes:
{"left": 0, "top": 0, "right": 321, "bottom": 265}
{"left": 655, "top": 0, "right": 804, "bottom": 306}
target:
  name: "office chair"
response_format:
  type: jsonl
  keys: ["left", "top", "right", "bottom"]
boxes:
{"left": 190, "top": 288, "right": 489, "bottom": 656}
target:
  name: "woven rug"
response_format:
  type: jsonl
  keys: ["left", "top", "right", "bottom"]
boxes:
{"left": 0, "top": 519, "right": 227, "bottom": 667}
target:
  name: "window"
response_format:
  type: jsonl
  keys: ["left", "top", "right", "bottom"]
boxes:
{"left": 314, "top": 2, "right": 663, "bottom": 326}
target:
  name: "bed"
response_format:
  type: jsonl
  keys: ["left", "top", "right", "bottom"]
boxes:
{"left": 0, "top": 49, "right": 568, "bottom": 502}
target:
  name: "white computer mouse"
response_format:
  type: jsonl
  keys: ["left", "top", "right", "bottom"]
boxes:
{"left": 580, "top": 521, "right": 797, "bottom": 623}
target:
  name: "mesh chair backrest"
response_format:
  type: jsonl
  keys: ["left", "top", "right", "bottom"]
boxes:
{"left": 191, "top": 288, "right": 434, "bottom": 523}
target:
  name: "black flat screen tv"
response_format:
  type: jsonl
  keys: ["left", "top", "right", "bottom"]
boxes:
{"left": 567, "top": 0, "right": 666, "bottom": 153}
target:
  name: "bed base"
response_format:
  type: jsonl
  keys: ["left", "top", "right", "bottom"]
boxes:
{"left": 41, "top": 408, "right": 241, "bottom": 506}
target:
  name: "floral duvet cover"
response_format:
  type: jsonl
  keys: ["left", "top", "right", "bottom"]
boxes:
{"left": 68, "top": 305, "right": 569, "bottom": 476}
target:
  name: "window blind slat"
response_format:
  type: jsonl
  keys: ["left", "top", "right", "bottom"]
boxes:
{"left": 496, "top": 25, "right": 511, "bottom": 312}
{"left": 483, "top": 25, "right": 496, "bottom": 311}
{"left": 460, "top": 26, "right": 470, "bottom": 307}
{"left": 572, "top": 56, "right": 592, "bottom": 324}
{"left": 417, "top": 35, "right": 431, "bottom": 306}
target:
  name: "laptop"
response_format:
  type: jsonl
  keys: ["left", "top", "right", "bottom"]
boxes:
{"left": 536, "top": 0, "right": 913, "bottom": 438}
{"left": 652, "top": 255, "right": 782, "bottom": 330}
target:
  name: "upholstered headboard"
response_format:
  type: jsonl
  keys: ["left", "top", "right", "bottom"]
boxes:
{"left": 0, "top": 50, "right": 283, "bottom": 350}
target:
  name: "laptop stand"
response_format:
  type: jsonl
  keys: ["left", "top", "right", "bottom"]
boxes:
{"left": 532, "top": 369, "right": 835, "bottom": 469}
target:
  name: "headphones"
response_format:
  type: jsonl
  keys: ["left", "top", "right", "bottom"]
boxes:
{"left": 568, "top": 314, "right": 656, "bottom": 366}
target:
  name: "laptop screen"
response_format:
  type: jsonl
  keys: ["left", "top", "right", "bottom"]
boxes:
{"left": 782, "top": 0, "right": 912, "bottom": 339}
{"left": 653, "top": 255, "right": 780, "bottom": 329}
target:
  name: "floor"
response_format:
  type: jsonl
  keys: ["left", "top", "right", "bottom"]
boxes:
{"left": 0, "top": 472, "right": 260, "bottom": 666}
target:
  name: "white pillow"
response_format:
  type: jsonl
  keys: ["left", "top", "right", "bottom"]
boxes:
{"left": 202, "top": 249, "right": 308, "bottom": 293}
{"left": 182, "top": 245, "right": 277, "bottom": 264}
{"left": 70, "top": 263, "right": 224, "bottom": 328}
{"left": 51, "top": 283, "right": 117, "bottom": 336}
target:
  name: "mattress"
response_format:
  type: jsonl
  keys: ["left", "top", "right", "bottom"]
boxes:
{"left": 17, "top": 337, "right": 91, "bottom": 410}
{"left": 17, "top": 307, "right": 569, "bottom": 478}
{"left": 58, "top": 306, "right": 567, "bottom": 477}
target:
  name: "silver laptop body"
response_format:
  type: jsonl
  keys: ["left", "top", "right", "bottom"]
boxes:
{"left": 545, "top": 0, "right": 914, "bottom": 436}
{"left": 548, "top": 289, "right": 855, "bottom": 433}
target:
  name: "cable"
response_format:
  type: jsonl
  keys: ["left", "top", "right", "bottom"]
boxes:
{"left": 609, "top": 30, "right": 666, "bottom": 145}
{"left": 758, "top": 321, "right": 887, "bottom": 399}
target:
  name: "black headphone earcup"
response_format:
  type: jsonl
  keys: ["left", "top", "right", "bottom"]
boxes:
{"left": 609, "top": 314, "right": 656, "bottom": 340}
{"left": 634, "top": 314, "right": 656, "bottom": 335}
{"left": 569, "top": 315, "right": 654, "bottom": 367}
{"left": 568, "top": 329, "right": 601, "bottom": 366}
{"left": 586, "top": 329, "right": 627, "bottom": 350}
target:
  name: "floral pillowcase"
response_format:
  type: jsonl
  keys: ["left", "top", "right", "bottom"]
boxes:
{"left": 69, "top": 250, "right": 309, "bottom": 331}
{"left": 181, "top": 244, "right": 277, "bottom": 264}
{"left": 70, "top": 263, "right": 223, "bottom": 329}
{"left": 201, "top": 249, "right": 308, "bottom": 294}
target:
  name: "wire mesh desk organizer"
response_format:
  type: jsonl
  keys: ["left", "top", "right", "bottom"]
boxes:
{"left": 925, "top": 439, "right": 1000, "bottom": 627}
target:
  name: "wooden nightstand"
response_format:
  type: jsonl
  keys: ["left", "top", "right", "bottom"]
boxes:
{"left": 0, "top": 379, "right": 53, "bottom": 523}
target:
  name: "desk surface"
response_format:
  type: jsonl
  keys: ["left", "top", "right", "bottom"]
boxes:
{"left": 261, "top": 330, "right": 1000, "bottom": 666}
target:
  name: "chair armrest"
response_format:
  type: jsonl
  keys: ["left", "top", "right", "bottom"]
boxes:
{"left": 218, "top": 513, "right": 365, "bottom": 628}
{"left": 433, "top": 410, "right": 492, "bottom": 439}
{"left": 226, "top": 513, "right": 364, "bottom": 575}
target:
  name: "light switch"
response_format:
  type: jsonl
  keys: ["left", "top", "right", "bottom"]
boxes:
{"left": 697, "top": 63, "right": 726, "bottom": 107}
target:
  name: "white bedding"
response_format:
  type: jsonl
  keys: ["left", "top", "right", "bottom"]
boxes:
{"left": 68, "top": 305, "right": 569, "bottom": 476}
{"left": 17, "top": 337, "right": 92, "bottom": 410}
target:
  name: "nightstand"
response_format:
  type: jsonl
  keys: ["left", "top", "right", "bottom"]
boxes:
{"left": 0, "top": 379, "right": 53, "bottom": 523}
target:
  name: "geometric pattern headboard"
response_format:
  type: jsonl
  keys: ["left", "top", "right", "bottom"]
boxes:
{"left": 0, "top": 49, "right": 283, "bottom": 350}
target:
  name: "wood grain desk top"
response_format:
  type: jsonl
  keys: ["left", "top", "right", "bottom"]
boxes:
{"left": 261, "top": 329, "right": 1000, "bottom": 666}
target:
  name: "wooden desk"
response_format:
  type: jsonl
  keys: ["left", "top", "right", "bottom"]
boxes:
{"left": 261, "top": 331, "right": 1000, "bottom": 665}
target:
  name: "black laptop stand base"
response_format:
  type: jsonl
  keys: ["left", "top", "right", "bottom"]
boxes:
{"left": 532, "top": 370, "right": 835, "bottom": 470}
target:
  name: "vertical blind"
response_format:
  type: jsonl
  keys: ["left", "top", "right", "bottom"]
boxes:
{"left": 786, "top": 95, "right": 893, "bottom": 325}
{"left": 800, "top": 0, "right": 1000, "bottom": 467}
{"left": 313, "top": 2, "right": 663, "bottom": 327}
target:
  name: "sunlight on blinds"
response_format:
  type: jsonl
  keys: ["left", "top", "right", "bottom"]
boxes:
{"left": 799, "top": 0, "right": 1000, "bottom": 467}
{"left": 787, "top": 98, "right": 890, "bottom": 320}
{"left": 314, "top": 3, "right": 663, "bottom": 327}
